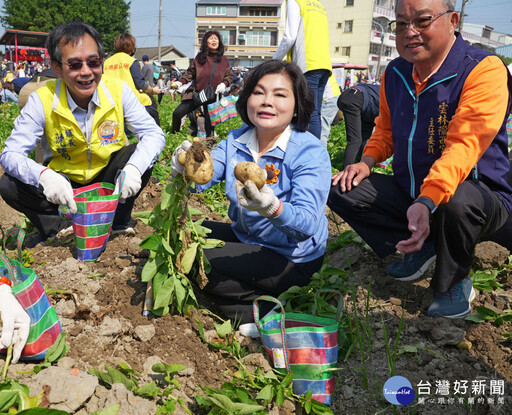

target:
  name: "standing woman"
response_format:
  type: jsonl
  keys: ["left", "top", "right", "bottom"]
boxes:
{"left": 171, "top": 31, "right": 232, "bottom": 138}
{"left": 156, "top": 72, "right": 166, "bottom": 104}
{"left": 103, "top": 33, "right": 161, "bottom": 125}
{"left": 171, "top": 60, "right": 331, "bottom": 326}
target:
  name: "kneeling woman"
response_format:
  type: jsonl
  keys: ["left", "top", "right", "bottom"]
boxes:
{"left": 173, "top": 60, "right": 332, "bottom": 324}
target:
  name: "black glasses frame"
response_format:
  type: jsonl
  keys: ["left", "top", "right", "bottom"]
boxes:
{"left": 388, "top": 10, "right": 453, "bottom": 35}
{"left": 58, "top": 57, "right": 103, "bottom": 71}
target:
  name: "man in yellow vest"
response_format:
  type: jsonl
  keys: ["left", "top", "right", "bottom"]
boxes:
{"left": 0, "top": 22, "right": 166, "bottom": 246}
{"left": 273, "top": 0, "right": 332, "bottom": 139}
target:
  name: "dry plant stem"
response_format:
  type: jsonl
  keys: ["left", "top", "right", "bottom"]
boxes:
{"left": 2, "top": 344, "right": 12, "bottom": 379}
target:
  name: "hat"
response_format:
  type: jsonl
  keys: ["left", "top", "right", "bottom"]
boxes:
{"left": 142, "top": 55, "right": 150, "bottom": 61}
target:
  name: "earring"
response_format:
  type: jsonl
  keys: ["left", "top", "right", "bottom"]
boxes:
{"left": 293, "top": 112, "right": 297, "bottom": 117}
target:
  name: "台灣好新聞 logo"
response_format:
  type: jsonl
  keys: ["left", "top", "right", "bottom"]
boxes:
{"left": 383, "top": 376, "right": 415, "bottom": 405}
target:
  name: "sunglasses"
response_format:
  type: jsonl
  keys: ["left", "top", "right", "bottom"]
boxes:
{"left": 388, "top": 10, "right": 453, "bottom": 35}
{"left": 59, "top": 57, "right": 103, "bottom": 71}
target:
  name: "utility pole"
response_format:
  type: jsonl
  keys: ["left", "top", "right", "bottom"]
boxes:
{"left": 129, "top": 12, "right": 132, "bottom": 35}
{"left": 372, "top": 20, "right": 385, "bottom": 79}
{"left": 158, "top": 0, "right": 162, "bottom": 64}
{"left": 458, "top": 0, "right": 468, "bottom": 32}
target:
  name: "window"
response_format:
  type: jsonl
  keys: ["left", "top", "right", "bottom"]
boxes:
{"left": 346, "top": 0, "right": 354, "bottom": 6}
{"left": 248, "top": 8, "right": 276, "bottom": 16}
{"left": 337, "top": 22, "right": 342, "bottom": 29}
{"left": 206, "top": 6, "right": 226, "bottom": 16}
{"left": 217, "top": 30, "right": 230, "bottom": 45}
{"left": 247, "top": 31, "right": 272, "bottom": 46}
{"left": 335, "top": 46, "right": 340, "bottom": 53}
{"left": 342, "top": 46, "right": 351, "bottom": 56}
{"left": 482, "top": 27, "right": 491, "bottom": 39}
{"left": 344, "top": 20, "right": 353, "bottom": 33}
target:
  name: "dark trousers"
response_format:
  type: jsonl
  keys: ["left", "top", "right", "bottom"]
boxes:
{"left": 202, "top": 221, "right": 324, "bottom": 324}
{"left": 0, "top": 144, "right": 152, "bottom": 239}
{"left": 171, "top": 99, "right": 213, "bottom": 137}
{"left": 328, "top": 174, "right": 509, "bottom": 293}
{"left": 304, "top": 69, "right": 330, "bottom": 139}
{"left": 338, "top": 87, "right": 375, "bottom": 168}
{"left": 482, "top": 158, "right": 512, "bottom": 250}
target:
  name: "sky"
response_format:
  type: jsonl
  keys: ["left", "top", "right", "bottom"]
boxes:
{"left": 0, "top": 1, "right": 510, "bottom": 58}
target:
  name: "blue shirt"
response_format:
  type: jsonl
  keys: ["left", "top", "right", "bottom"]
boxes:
{"left": 0, "top": 81, "right": 166, "bottom": 187}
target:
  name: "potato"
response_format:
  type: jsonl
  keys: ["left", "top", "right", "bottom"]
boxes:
{"left": 183, "top": 142, "right": 214, "bottom": 184}
{"left": 177, "top": 151, "right": 187, "bottom": 166}
{"left": 234, "top": 161, "right": 267, "bottom": 189}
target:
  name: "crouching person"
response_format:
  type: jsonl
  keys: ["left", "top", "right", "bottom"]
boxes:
{"left": 0, "top": 22, "right": 165, "bottom": 246}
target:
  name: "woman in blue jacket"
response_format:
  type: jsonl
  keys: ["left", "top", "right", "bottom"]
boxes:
{"left": 172, "top": 60, "right": 332, "bottom": 326}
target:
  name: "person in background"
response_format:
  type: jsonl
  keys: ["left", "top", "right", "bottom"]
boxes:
{"left": 337, "top": 83, "right": 380, "bottom": 167}
{"left": 156, "top": 72, "right": 166, "bottom": 104}
{"left": 0, "top": 22, "right": 165, "bottom": 246}
{"left": 171, "top": 30, "right": 232, "bottom": 138}
{"left": 273, "top": 0, "right": 332, "bottom": 139}
{"left": 171, "top": 60, "right": 331, "bottom": 332}
{"left": 167, "top": 63, "right": 181, "bottom": 102}
{"left": 328, "top": 0, "right": 512, "bottom": 319}
{"left": 0, "top": 81, "right": 19, "bottom": 104}
{"left": 103, "top": 33, "right": 161, "bottom": 125}
{"left": 320, "top": 74, "right": 341, "bottom": 147}
{"left": 141, "top": 54, "right": 158, "bottom": 109}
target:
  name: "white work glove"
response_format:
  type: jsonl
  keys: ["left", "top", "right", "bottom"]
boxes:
{"left": 39, "top": 169, "right": 77, "bottom": 214}
{"left": 0, "top": 284, "right": 30, "bottom": 364}
{"left": 215, "top": 83, "right": 226, "bottom": 95}
{"left": 235, "top": 180, "right": 281, "bottom": 218}
{"left": 177, "top": 84, "right": 188, "bottom": 95}
{"left": 170, "top": 140, "right": 192, "bottom": 177}
{"left": 117, "top": 164, "right": 142, "bottom": 203}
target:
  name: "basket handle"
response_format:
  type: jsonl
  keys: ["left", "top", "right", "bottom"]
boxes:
{"left": 312, "top": 289, "right": 344, "bottom": 321}
{"left": 3, "top": 226, "right": 25, "bottom": 263}
{"left": 253, "top": 295, "right": 290, "bottom": 372}
{"left": 113, "top": 170, "right": 127, "bottom": 196}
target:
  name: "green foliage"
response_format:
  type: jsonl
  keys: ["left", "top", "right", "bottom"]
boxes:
{"left": 197, "top": 319, "right": 245, "bottom": 360}
{"left": 466, "top": 306, "right": 512, "bottom": 325}
{"left": 196, "top": 182, "right": 229, "bottom": 218}
{"left": 89, "top": 362, "right": 191, "bottom": 415}
{"left": 326, "top": 229, "right": 362, "bottom": 253}
{"left": 135, "top": 175, "right": 223, "bottom": 316}
{"left": 470, "top": 268, "right": 503, "bottom": 291}
{"left": 0, "top": 103, "right": 20, "bottom": 148}
{"left": 0, "top": 377, "right": 42, "bottom": 413}
{"left": 0, "top": 0, "right": 129, "bottom": 54}
{"left": 26, "top": 333, "right": 70, "bottom": 375}
{"left": 326, "top": 122, "right": 346, "bottom": 173}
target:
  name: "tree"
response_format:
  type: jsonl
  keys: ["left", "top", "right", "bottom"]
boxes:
{"left": 0, "top": 0, "right": 130, "bottom": 53}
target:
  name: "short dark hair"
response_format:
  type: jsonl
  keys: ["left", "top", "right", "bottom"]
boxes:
{"left": 236, "top": 60, "right": 314, "bottom": 132}
{"left": 114, "top": 33, "right": 136, "bottom": 55}
{"left": 46, "top": 22, "right": 105, "bottom": 65}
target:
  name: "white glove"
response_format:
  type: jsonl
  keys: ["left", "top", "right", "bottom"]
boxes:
{"left": 177, "top": 84, "right": 188, "bottom": 95}
{"left": 235, "top": 180, "right": 281, "bottom": 218}
{"left": 171, "top": 140, "right": 192, "bottom": 177}
{"left": 215, "top": 83, "right": 226, "bottom": 95}
{"left": 118, "top": 164, "right": 142, "bottom": 203}
{"left": 0, "top": 285, "right": 30, "bottom": 364}
{"left": 39, "top": 169, "right": 77, "bottom": 214}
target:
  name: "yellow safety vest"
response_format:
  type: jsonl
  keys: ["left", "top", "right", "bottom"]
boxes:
{"left": 36, "top": 78, "right": 126, "bottom": 184}
{"left": 103, "top": 52, "right": 151, "bottom": 106}
{"left": 290, "top": 0, "right": 332, "bottom": 74}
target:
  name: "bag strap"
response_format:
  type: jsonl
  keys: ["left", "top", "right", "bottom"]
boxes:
{"left": 207, "top": 61, "right": 218, "bottom": 87}
{"left": 113, "top": 169, "right": 127, "bottom": 196}
{"left": 0, "top": 228, "right": 22, "bottom": 286}
{"left": 312, "top": 289, "right": 344, "bottom": 321}
{"left": 3, "top": 226, "right": 25, "bottom": 263}
{"left": 253, "top": 295, "right": 291, "bottom": 372}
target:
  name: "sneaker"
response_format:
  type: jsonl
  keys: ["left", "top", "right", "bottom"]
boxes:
{"left": 386, "top": 241, "right": 436, "bottom": 281}
{"left": 111, "top": 225, "right": 136, "bottom": 237}
{"left": 427, "top": 277, "right": 476, "bottom": 318}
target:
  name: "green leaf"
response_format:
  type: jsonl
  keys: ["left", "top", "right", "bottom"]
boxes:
{"left": 215, "top": 320, "right": 233, "bottom": 338}
{"left": 232, "top": 402, "right": 267, "bottom": 414}
{"left": 180, "top": 242, "right": 198, "bottom": 274}
{"left": 152, "top": 363, "right": 186, "bottom": 375}
{"left": 140, "top": 234, "right": 163, "bottom": 251}
{"left": 174, "top": 277, "right": 187, "bottom": 313}
{"left": 255, "top": 384, "right": 273, "bottom": 402}
{"left": 17, "top": 409, "right": 70, "bottom": 414}
{"left": 44, "top": 333, "right": 69, "bottom": 363}
{"left": 187, "top": 207, "right": 204, "bottom": 216}
{"left": 202, "top": 238, "right": 225, "bottom": 249}
{"left": 133, "top": 382, "right": 160, "bottom": 398}
{"left": 276, "top": 387, "right": 285, "bottom": 406}
{"left": 154, "top": 277, "right": 175, "bottom": 309}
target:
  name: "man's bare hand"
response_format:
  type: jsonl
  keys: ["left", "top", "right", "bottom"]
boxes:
{"left": 331, "top": 161, "right": 371, "bottom": 192}
{"left": 396, "top": 203, "right": 431, "bottom": 254}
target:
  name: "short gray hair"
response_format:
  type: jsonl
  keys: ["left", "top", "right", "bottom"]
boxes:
{"left": 395, "top": 0, "right": 456, "bottom": 12}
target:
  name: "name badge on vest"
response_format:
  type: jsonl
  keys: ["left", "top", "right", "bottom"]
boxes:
{"left": 98, "top": 120, "right": 120, "bottom": 146}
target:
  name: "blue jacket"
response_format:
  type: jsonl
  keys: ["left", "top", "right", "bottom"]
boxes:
{"left": 197, "top": 126, "right": 331, "bottom": 263}
{"left": 385, "top": 33, "right": 512, "bottom": 211}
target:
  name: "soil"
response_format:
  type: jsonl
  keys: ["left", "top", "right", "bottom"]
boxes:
{"left": 1, "top": 177, "right": 511, "bottom": 414}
